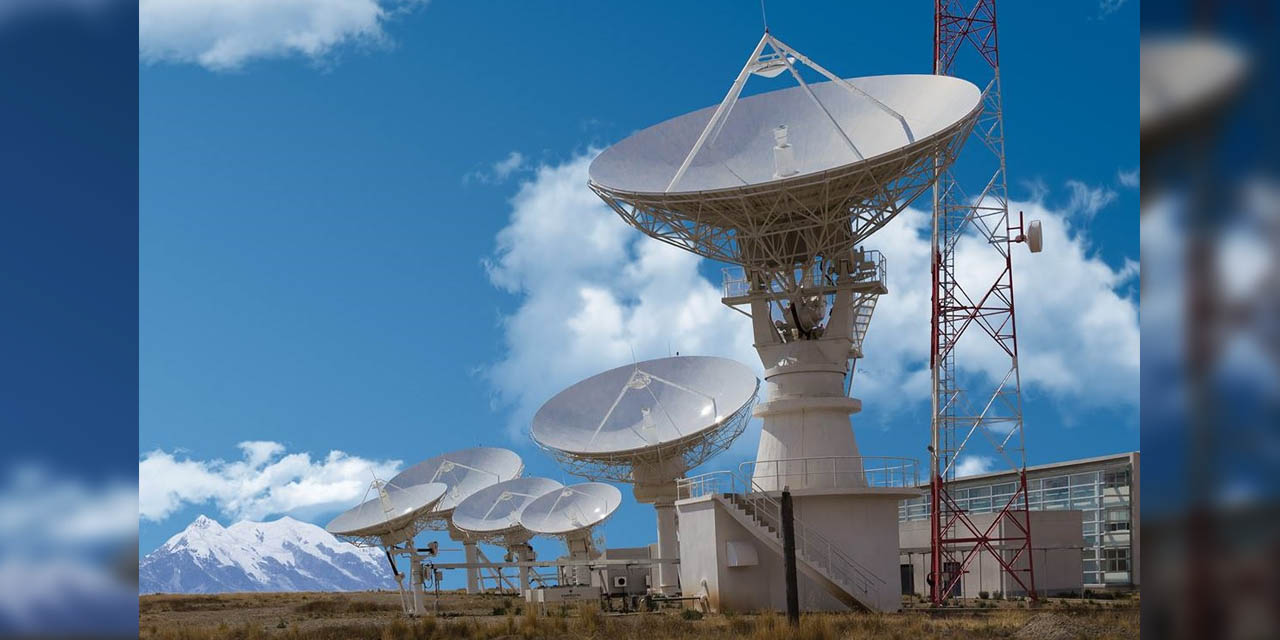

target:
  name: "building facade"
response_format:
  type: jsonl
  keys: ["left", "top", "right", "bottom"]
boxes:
{"left": 898, "top": 452, "right": 1140, "bottom": 591}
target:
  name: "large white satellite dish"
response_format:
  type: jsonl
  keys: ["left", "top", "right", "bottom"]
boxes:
{"left": 531, "top": 355, "right": 758, "bottom": 479}
{"left": 450, "top": 477, "right": 563, "bottom": 542}
{"left": 589, "top": 62, "right": 980, "bottom": 268}
{"left": 389, "top": 447, "right": 524, "bottom": 525}
{"left": 591, "top": 74, "right": 978, "bottom": 197}
{"left": 325, "top": 481, "right": 447, "bottom": 544}
{"left": 519, "top": 482, "right": 622, "bottom": 538}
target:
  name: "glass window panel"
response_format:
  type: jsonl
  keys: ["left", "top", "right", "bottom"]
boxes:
{"left": 1070, "top": 472, "right": 1099, "bottom": 486}
{"left": 1083, "top": 523, "right": 1098, "bottom": 535}
{"left": 970, "top": 486, "right": 991, "bottom": 498}
{"left": 1072, "top": 486, "right": 1095, "bottom": 499}
{"left": 1027, "top": 478, "right": 1042, "bottom": 490}
{"left": 1073, "top": 497, "right": 1099, "bottom": 510}
{"left": 1083, "top": 560, "right": 1098, "bottom": 572}
{"left": 1104, "top": 469, "right": 1130, "bottom": 488}
{"left": 1043, "top": 476, "right": 1068, "bottom": 489}
{"left": 992, "top": 482, "right": 1016, "bottom": 496}
{"left": 1044, "top": 488, "right": 1069, "bottom": 501}
{"left": 969, "top": 498, "right": 992, "bottom": 512}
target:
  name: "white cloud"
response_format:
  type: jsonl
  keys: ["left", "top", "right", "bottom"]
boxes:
{"left": 139, "top": 0, "right": 427, "bottom": 71}
{"left": 138, "top": 441, "right": 402, "bottom": 522}
{"left": 483, "top": 153, "right": 1139, "bottom": 444}
{"left": 465, "top": 151, "right": 528, "bottom": 185}
{"left": 1064, "top": 179, "right": 1118, "bottom": 218}
{"left": 482, "top": 151, "right": 759, "bottom": 439}
{"left": 0, "top": 466, "right": 136, "bottom": 548}
{"left": 1117, "top": 168, "right": 1140, "bottom": 188}
{"left": 955, "top": 455, "right": 996, "bottom": 477}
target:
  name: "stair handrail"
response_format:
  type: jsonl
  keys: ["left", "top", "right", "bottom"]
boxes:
{"left": 676, "top": 468, "right": 885, "bottom": 600}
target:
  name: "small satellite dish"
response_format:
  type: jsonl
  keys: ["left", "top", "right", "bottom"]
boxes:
{"left": 1140, "top": 37, "right": 1247, "bottom": 138}
{"left": 519, "top": 482, "right": 622, "bottom": 537}
{"left": 325, "top": 481, "right": 447, "bottom": 542}
{"left": 1026, "top": 219, "right": 1043, "bottom": 253}
{"left": 450, "top": 477, "right": 564, "bottom": 541}
{"left": 530, "top": 356, "right": 758, "bottom": 478}
{"left": 389, "top": 447, "right": 524, "bottom": 524}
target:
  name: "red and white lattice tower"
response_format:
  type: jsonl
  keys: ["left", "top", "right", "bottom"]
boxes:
{"left": 929, "top": 0, "right": 1038, "bottom": 603}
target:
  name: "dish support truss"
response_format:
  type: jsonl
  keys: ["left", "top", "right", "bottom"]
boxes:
{"left": 929, "top": 0, "right": 1037, "bottom": 603}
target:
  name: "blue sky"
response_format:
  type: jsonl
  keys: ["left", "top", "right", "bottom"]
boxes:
{"left": 139, "top": 1, "right": 1139, "bottom": 582}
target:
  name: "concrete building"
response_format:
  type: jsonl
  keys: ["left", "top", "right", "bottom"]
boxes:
{"left": 900, "top": 510, "right": 1084, "bottom": 598}
{"left": 898, "top": 451, "right": 1140, "bottom": 592}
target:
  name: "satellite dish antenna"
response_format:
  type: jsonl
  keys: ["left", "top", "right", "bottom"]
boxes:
{"left": 519, "top": 482, "right": 622, "bottom": 586}
{"left": 451, "top": 477, "right": 563, "bottom": 593}
{"left": 325, "top": 479, "right": 446, "bottom": 617}
{"left": 1140, "top": 36, "right": 1247, "bottom": 205}
{"left": 390, "top": 447, "right": 524, "bottom": 523}
{"left": 1140, "top": 36, "right": 1247, "bottom": 143}
{"left": 388, "top": 447, "right": 523, "bottom": 597}
{"left": 531, "top": 355, "right": 757, "bottom": 594}
{"left": 326, "top": 481, "right": 447, "bottom": 544}
{"left": 585, "top": 31, "right": 967, "bottom": 605}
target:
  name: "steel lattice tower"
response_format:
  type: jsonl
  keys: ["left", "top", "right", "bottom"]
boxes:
{"left": 929, "top": 0, "right": 1038, "bottom": 603}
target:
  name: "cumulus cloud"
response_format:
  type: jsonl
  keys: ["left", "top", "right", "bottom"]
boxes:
{"left": 139, "top": 0, "right": 427, "bottom": 71}
{"left": 483, "top": 152, "right": 1139, "bottom": 443}
{"left": 0, "top": 466, "right": 136, "bottom": 549}
{"left": 1064, "top": 179, "right": 1118, "bottom": 218}
{"left": 955, "top": 455, "right": 996, "bottom": 477}
{"left": 1117, "top": 168, "right": 1140, "bottom": 189}
{"left": 138, "top": 441, "right": 402, "bottom": 522}
{"left": 483, "top": 151, "right": 759, "bottom": 440}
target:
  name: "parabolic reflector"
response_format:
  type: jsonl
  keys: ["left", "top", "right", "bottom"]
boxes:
{"left": 1140, "top": 37, "right": 1247, "bottom": 137}
{"left": 588, "top": 74, "right": 981, "bottom": 267}
{"left": 530, "top": 356, "right": 758, "bottom": 479}
{"left": 389, "top": 447, "right": 523, "bottom": 520}
{"left": 519, "top": 482, "right": 622, "bottom": 537}
{"left": 450, "top": 477, "right": 564, "bottom": 539}
{"left": 325, "top": 481, "right": 447, "bottom": 540}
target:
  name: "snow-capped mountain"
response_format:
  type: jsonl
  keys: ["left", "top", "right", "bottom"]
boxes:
{"left": 139, "top": 515, "right": 394, "bottom": 594}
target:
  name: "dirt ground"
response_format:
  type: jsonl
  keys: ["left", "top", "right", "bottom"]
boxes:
{"left": 139, "top": 590, "right": 1139, "bottom": 639}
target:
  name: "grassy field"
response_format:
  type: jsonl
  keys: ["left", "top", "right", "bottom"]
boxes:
{"left": 140, "top": 591, "right": 1139, "bottom": 639}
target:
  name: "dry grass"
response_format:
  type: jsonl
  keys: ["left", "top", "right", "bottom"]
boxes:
{"left": 140, "top": 591, "right": 1138, "bottom": 639}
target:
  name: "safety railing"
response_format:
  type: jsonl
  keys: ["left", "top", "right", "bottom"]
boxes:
{"left": 676, "top": 468, "right": 885, "bottom": 604}
{"left": 740, "top": 456, "right": 920, "bottom": 491}
{"left": 721, "top": 250, "right": 886, "bottom": 300}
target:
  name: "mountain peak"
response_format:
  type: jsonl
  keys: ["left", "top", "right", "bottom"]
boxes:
{"left": 190, "top": 514, "right": 222, "bottom": 530}
{"left": 141, "top": 514, "right": 392, "bottom": 594}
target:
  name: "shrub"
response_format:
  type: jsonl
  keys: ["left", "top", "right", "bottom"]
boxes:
{"left": 680, "top": 608, "right": 703, "bottom": 621}
{"left": 978, "top": 591, "right": 990, "bottom": 600}
{"left": 577, "top": 603, "right": 602, "bottom": 633}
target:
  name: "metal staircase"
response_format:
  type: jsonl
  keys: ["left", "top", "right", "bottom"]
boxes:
{"left": 677, "top": 471, "right": 885, "bottom": 611}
